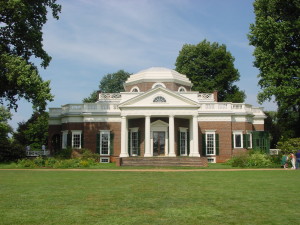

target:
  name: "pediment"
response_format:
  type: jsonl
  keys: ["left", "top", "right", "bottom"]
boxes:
{"left": 119, "top": 87, "right": 199, "bottom": 108}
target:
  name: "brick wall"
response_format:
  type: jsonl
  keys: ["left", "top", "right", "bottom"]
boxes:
{"left": 125, "top": 82, "right": 191, "bottom": 92}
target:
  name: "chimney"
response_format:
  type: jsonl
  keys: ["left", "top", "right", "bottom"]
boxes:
{"left": 213, "top": 90, "right": 218, "bottom": 102}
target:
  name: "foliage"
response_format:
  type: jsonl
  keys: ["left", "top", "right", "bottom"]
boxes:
{"left": 0, "top": 0, "right": 61, "bottom": 111}
{"left": 226, "top": 150, "right": 273, "bottom": 168}
{"left": 54, "top": 147, "right": 73, "bottom": 159}
{"left": 13, "top": 112, "right": 49, "bottom": 150}
{"left": 175, "top": 40, "right": 245, "bottom": 102}
{"left": 83, "top": 70, "right": 131, "bottom": 103}
{"left": 264, "top": 111, "right": 281, "bottom": 148}
{"left": 277, "top": 137, "right": 300, "bottom": 154}
{"left": 0, "top": 106, "right": 26, "bottom": 162}
{"left": 248, "top": 0, "right": 300, "bottom": 138}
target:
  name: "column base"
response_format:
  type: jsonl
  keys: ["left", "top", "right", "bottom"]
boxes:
{"left": 189, "top": 153, "right": 201, "bottom": 157}
{"left": 119, "top": 153, "right": 129, "bottom": 157}
{"left": 144, "top": 154, "right": 152, "bottom": 157}
{"left": 168, "top": 153, "right": 176, "bottom": 157}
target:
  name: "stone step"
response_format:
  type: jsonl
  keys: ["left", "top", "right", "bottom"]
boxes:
{"left": 120, "top": 157, "right": 208, "bottom": 167}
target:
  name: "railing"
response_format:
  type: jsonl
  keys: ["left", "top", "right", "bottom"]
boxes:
{"left": 198, "top": 103, "right": 263, "bottom": 114}
{"left": 58, "top": 103, "right": 120, "bottom": 115}
{"left": 198, "top": 93, "right": 214, "bottom": 101}
{"left": 26, "top": 150, "right": 50, "bottom": 157}
{"left": 98, "top": 93, "right": 121, "bottom": 100}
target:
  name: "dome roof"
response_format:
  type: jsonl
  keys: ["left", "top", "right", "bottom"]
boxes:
{"left": 125, "top": 67, "right": 192, "bottom": 87}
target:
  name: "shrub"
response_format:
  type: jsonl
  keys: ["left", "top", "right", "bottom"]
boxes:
{"left": 54, "top": 147, "right": 72, "bottom": 159}
{"left": 0, "top": 143, "right": 26, "bottom": 162}
{"left": 227, "top": 150, "right": 273, "bottom": 168}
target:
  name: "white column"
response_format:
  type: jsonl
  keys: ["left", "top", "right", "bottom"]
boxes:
{"left": 120, "top": 116, "right": 129, "bottom": 157}
{"left": 169, "top": 115, "right": 176, "bottom": 157}
{"left": 144, "top": 116, "right": 152, "bottom": 157}
{"left": 191, "top": 115, "right": 200, "bottom": 157}
{"left": 189, "top": 117, "right": 194, "bottom": 156}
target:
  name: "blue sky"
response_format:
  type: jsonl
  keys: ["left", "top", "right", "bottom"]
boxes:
{"left": 10, "top": 0, "right": 277, "bottom": 129}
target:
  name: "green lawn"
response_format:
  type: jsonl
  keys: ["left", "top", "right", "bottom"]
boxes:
{"left": 0, "top": 170, "right": 299, "bottom": 225}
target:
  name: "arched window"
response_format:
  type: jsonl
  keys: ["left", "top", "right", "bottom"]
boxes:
{"left": 178, "top": 86, "right": 186, "bottom": 92}
{"left": 153, "top": 96, "right": 166, "bottom": 103}
{"left": 130, "top": 86, "right": 140, "bottom": 92}
{"left": 152, "top": 83, "right": 166, "bottom": 89}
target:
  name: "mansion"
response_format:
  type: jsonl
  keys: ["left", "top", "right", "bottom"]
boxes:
{"left": 48, "top": 67, "right": 269, "bottom": 164}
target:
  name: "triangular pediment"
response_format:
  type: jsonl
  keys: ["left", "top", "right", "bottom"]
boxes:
{"left": 119, "top": 87, "right": 199, "bottom": 108}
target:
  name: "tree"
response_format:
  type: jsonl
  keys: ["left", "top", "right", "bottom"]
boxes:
{"left": 175, "top": 40, "right": 245, "bottom": 102}
{"left": 14, "top": 112, "right": 49, "bottom": 150}
{"left": 248, "top": 0, "right": 300, "bottom": 138}
{"left": 83, "top": 70, "right": 131, "bottom": 103}
{"left": 0, "top": 0, "right": 61, "bottom": 111}
{"left": 0, "top": 105, "right": 25, "bottom": 162}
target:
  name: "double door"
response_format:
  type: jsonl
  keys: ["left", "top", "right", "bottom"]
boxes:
{"left": 153, "top": 131, "right": 165, "bottom": 156}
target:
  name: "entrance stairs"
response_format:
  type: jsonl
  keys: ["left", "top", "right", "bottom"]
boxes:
{"left": 119, "top": 157, "right": 208, "bottom": 167}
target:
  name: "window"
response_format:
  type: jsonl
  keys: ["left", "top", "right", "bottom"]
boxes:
{"left": 207, "top": 157, "right": 216, "bottom": 163}
{"left": 206, "top": 132, "right": 216, "bottom": 155}
{"left": 130, "top": 86, "right": 140, "bottom": 92}
{"left": 62, "top": 131, "right": 68, "bottom": 149}
{"left": 100, "top": 157, "right": 110, "bottom": 163}
{"left": 178, "top": 86, "right": 186, "bottom": 92}
{"left": 72, "top": 131, "right": 82, "bottom": 149}
{"left": 152, "top": 83, "right": 166, "bottom": 89}
{"left": 202, "top": 131, "right": 219, "bottom": 156}
{"left": 129, "top": 128, "right": 139, "bottom": 156}
{"left": 179, "top": 128, "right": 188, "bottom": 156}
{"left": 233, "top": 131, "right": 243, "bottom": 148}
{"left": 100, "top": 130, "right": 110, "bottom": 155}
{"left": 153, "top": 96, "right": 166, "bottom": 103}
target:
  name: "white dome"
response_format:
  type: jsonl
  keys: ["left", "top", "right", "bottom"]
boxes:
{"left": 125, "top": 67, "right": 192, "bottom": 87}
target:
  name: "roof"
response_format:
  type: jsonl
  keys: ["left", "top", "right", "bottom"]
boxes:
{"left": 125, "top": 67, "right": 192, "bottom": 87}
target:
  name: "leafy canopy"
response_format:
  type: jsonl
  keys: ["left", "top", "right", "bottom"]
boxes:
{"left": 248, "top": 0, "right": 300, "bottom": 137}
{"left": 83, "top": 70, "right": 131, "bottom": 103}
{"left": 175, "top": 40, "right": 245, "bottom": 103}
{"left": 0, "top": 0, "right": 61, "bottom": 111}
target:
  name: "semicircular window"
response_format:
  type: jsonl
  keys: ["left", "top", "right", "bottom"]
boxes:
{"left": 153, "top": 96, "right": 166, "bottom": 103}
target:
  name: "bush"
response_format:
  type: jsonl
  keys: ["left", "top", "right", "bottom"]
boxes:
{"left": 0, "top": 143, "right": 26, "bottom": 162}
{"left": 227, "top": 150, "right": 273, "bottom": 168}
{"left": 54, "top": 147, "right": 72, "bottom": 159}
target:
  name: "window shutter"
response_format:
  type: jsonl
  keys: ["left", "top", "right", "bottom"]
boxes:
{"left": 60, "top": 133, "right": 63, "bottom": 149}
{"left": 202, "top": 134, "right": 206, "bottom": 156}
{"left": 128, "top": 130, "right": 131, "bottom": 156}
{"left": 216, "top": 134, "right": 219, "bottom": 156}
{"left": 177, "top": 131, "right": 180, "bottom": 156}
{"left": 110, "top": 132, "right": 114, "bottom": 156}
{"left": 96, "top": 133, "right": 100, "bottom": 154}
{"left": 138, "top": 131, "right": 141, "bottom": 156}
{"left": 187, "top": 131, "right": 190, "bottom": 156}
{"left": 232, "top": 134, "right": 234, "bottom": 149}
{"left": 81, "top": 132, "right": 84, "bottom": 148}
{"left": 67, "top": 133, "right": 72, "bottom": 148}
{"left": 243, "top": 134, "right": 247, "bottom": 149}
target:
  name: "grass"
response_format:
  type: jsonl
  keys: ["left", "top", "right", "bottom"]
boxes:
{"left": 0, "top": 170, "right": 299, "bottom": 225}
{"left": 0, "top": 161, "right": 238, "bottom": 170}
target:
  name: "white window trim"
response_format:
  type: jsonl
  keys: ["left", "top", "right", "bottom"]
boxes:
{"left": 233, "top": 131, "right": 243, "bottom": 149}
{"left": 178, "top": 86, "right": 187, "bottom": 92}
{"left": 130, "top": 86, "right": 140, "bottom": 92}
{"left": 206, "top": 131, "right": 216, "bottom": 156}
{"left": 71, "top": 130, "right": 82, "bottom": 149}
{"left": 152, "top": 82, "right": 166, "bottom": 89}
{"left": 100, "top": 130, "right": 110, "bottom": 156}
{"left": 207, "top": 157, "right": 216, "bottom": 163}
{"left": 247, "top": 131, "right": 253, "bottom": 149}
{"left": 130, "top": 128, "right": 139, "bottom": 156}
{"left": 179, "top": 127, "right": 188, "bottom": 156}
{"left": 100, "top": 157, "right": 110, "bottom": 163}
{"left": 62, "top": 131, "right": 68, "bottom": 149}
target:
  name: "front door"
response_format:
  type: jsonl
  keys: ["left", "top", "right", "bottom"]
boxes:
{"left": 153, "top": 131, "right": 165, "bottom": 156}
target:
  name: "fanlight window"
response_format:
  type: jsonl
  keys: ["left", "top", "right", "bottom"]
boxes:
{"left": 131, "top": 88, "right": 139, "bottom": 92}
{"left": 178, "top": 87, "right": 186, "bottom": 92}
{"left": 153, "top": 96, "right": 166, "bottom": 103}
{"left": 152, "top": 83, "right": 166, "bottom": 89}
